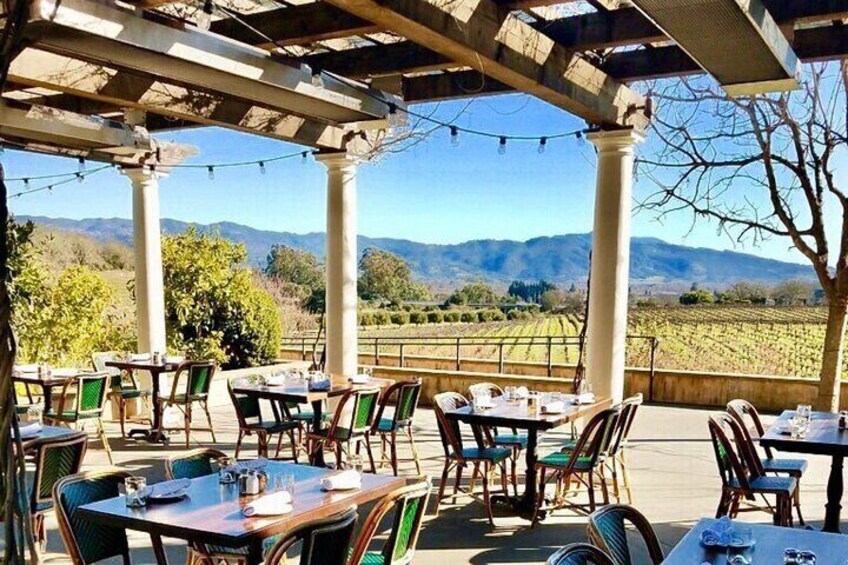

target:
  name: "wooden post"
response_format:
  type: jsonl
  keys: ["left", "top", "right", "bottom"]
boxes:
{"left": 498, "top": 343, "right": 505, "bottom": 374}
{"left": 547, "top": 337, "right": 553, "bottom": 377}
{"left": 374, "top": 338, "right": 380, "bottom": 366}
{"left": 399, "top": 343, "right": 405, "bottom": 368}
{"left": 456, "top": 338, "right": 461, "bottom": 371}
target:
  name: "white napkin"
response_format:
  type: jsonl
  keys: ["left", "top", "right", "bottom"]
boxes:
{"left": 242, "top": 491, "right": 293, "bottom": 517}
{"left": 320, "top": 470, "right": 362, "bottom": 491}
{"left": 265, "top": 374, "right": 287, "bottom": 386}
{"left": 351, "top": 374, "right": 370, "bottom": 384}
{"left": 515, "top": 386, "right": 529, "bottom": 399}
{"left": 130, "top": 353, "right": 151, "bottom": 362}
{"left": 51, "top": 368, "right": 79, "bottom": 378}
{"left": 14, "top": 364, "right": 39, "bottom": 373}
{"left": 700, "top": 516, "right": 732, "bottom": 547}
{"left": 146, "top": 478, "right": 191, "bottom": 499}
{"left": 573, "top": 393, "right": 595, "bottom": 405}
{"left": 164, "top": 355, "right": 184, "bottom": 364}
{"left": 474, "top": 398, "right": 496, "bottom": 409}
{"left": 13, "top": 421, "right": 42, "bottom": 439}
{"left": 542, "top": 401, "right": 566, "bottom": 414}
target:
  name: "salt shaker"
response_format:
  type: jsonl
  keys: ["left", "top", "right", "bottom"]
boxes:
{"left": 838, "top": 411, "right": 848, "bottom": 431}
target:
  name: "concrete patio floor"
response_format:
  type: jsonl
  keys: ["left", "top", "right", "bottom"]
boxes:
{"left": 28, "top": 385, "right": 840, "bottom": 564}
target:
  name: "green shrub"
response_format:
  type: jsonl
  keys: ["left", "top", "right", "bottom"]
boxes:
{"left": 373, "top": 311, "right": 392, "bottom": 326}
{"left": 460, "top": 311, "right": 479, "bottom": 323}
{"left": 479, "top": 309, "right": 505, "bottom": 322}
{"left": 390, "top": 311, "right": 410, "bottom": 325}
{"left": 507, "top": 309, "right": 529, "bottom": 321}
{"left": 409, "top": 311, "right": 427, "bottom": 324}
{"left": 444, "top": 311, "right": 461, "bottom": 323}
{"left": 359, "top": 311, "right": 375, "bottom": 326}
{"left": 527, "top": 305, "right": 541, "bottom": 316}
{"left": 427, "top": 311, "right": 444, "bottom": 323}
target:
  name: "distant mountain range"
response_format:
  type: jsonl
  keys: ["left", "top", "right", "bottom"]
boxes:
{"left": 19, "top": 216, "right": 813, "bottom": 286}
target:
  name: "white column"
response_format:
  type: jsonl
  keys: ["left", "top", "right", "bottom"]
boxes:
{"left": 122, "top": 167, "right": 167, "bottom": 355}
{"left": 316, "top": 152, "right": 358, "bottom": 378}
{"left": 585, "top": 128, "right": 644, "bottom": 404}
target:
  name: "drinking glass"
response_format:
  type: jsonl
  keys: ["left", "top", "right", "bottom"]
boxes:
{"left": 797, "top": 404, "right": 812, "bottom": 421}
{"left": 791, "top": 416, "right": 808, "bottom": 440}
{"left": 218, "top": 456, "right": 237, "bottom": 484}
{"left": 797, "top": 550, "right": 817, "bottom": 564}
{"left": 349, "top": 454, "right": 364, "bottom": 474}
{"left": 125, "top": 476, "right": 148, "bottom": 508}
{"left": 785, "top": 548, "right": 800, "bottom": 564}
{"left": 26, "top": 404, "right": 43, "bottom": 425}
{"left": 363, "top": 367, "right": 373, "bottom": 380}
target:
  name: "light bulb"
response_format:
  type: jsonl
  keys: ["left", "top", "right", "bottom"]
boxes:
{"left": 76, "top": 173, "right": 83, "bottom": 184}
{"left": 576, "top": 131, "right": 585, "bottom": 146}
{"left": 311, "top": 69, "right": 324, "bottom": 88}
{"left": 301, "top": 151, "right": 308, "bottom": 164}
{"left": 450, "top": 126, "right": 459, "bottom": 147}
{"left": 207, "top": 165, "right": 215, "bottom": 180}
{"left": 259, "top": 161, "right": 266, "bottom": 175}
{"left": 78, "top": 156, "right": 86, "bottom": 174}
{"left": 498, "top": 137, "right": 507, "bottom": 155}
{"left": 538, "top": 137, "right": 547, "bottom": 154}
{"left": 197, "top": 0, "right": 213, "bottom": 30}
{"left": 23, "top": 178, "right": 29, "bottom": 189}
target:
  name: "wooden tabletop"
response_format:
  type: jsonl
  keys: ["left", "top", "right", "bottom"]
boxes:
{"left": 105, "top": 360, "right": 181, "bottom": 373}
{"left": 12, "top": 369, "right": 89, "bottom": 387}
{"left": 77, "top": 461, "right": 406, "bottom": 549}
{"left": 761, "top": 410, "right": 848, "bottom": 457}
{"left": 445, "top": 395, "right": 612, "bottom": 431}
{"left": 232, "top": 375, "right": 392, "bottom": 404}
{"left": 18, "top": 425, "right": 81, "bottom": 452}
{"left": 663, "top": 518, "right": 848, "bottom": 564}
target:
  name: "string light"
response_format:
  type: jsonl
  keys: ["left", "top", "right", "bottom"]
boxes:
{"left": 450, "top": 126, "right": 460, "bottom": 147}
{"left": 301, "top": 151, "right": 308, "bottom": 164}
{"left": 77, "top": 156, "right": 86, "bottom": 174}
{"left": 538, "top": 137, "right": 547, "bottom": 154}
{"left": 259, "top": 161, "right": 266, "bottom": 175}
{"left": 207, "top": 165, "right": 215, "bottom": 180}
{"left": 23, "top": 178, "right": 29, "bottom": 189}
{"left": 498, "top": 136, "right": 507, "bottom": 155}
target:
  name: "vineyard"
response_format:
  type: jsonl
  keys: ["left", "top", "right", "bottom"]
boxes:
{"left": 349, "top": 306, "right": 840, "bottom": 379}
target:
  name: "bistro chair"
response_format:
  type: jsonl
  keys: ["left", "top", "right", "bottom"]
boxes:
{"left": 263, "top": 505, "right": 359, "bottom": 565}
{"left": 165, "top": 447, "right": 228, "bottom": 480}
{"left": 603, "top": 394, "right": 642, "bottom": 504}
{"left": 228, "top": 378, "right": 300, "bottom": 460}
{"left": 92, "top": 351, "right": 151, "bottom": 438}
{"left": 28, "top": 431, "right": 88, "bottom": 551}
{"left": 157, "top": 361, "right": 217, "bottom": 447}
{"left": 533, "top": 406, "right": 622, "bottom": 527}
{"left": 727, "top": 398, "right": 807, "bottom": 525}
{"left": 371, "top": 378, "right": 423, "bottom": 475}
{"left": 587, "top": 504, "right": 664, "bottom": 565}
{"left": 348, "top": 478, "right": 431, "bottom": 565}
{"left": 45, "top": 372, "right": 113, "bottom": 464}
{"left": 306, "top": 387, "right": 380, "bottom": 471}
{"left": 708, "top": 413, "right": 795, "bottom": 526}
{"left": 281, "top": 400, "right": 330, "bottom": 446}
{"left": 54, "top": 468, "right": 133, "bottom": 565}
{"left": 547, "top": 543, "right": 615, "bottom": 565}
{"left": 432, "top": 392, "right": 512, "bottom": 526}
{"left": 467, "top": 382, "right": 527, "bottom": 497}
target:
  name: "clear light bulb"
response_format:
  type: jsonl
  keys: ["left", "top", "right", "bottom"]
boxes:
{"left": 311, "top": 70, "right": 324, "bottom": 88}
{"left": 207, "top": 165, "right": 215, "bottom": 180}
{"left": 498, "top": 137, "right": 507, "bottom": 155}
{"left": 78, "top": 156, "right": 86, "bottom": 174}
{"left": 76, "top": 173, "right": 83, "bottom": 184}
{"left": 23, "top": 178, "right": 29, "bottom": 189}
{"left": 301, "top": 151, "right": 308, "bottom": 164}
{"left": 259, "top": 161, "right": 266, "bottom": 175}
{"left": 197, "top": 0, "right": 214, "bottom": 30}
{"left": 538, "top": 138, "right": 547, "bottom": 154}
{"left": 450, "top": 126, "right": 459, "bottom": 147}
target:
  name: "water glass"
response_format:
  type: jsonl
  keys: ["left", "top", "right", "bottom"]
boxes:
{"left": 26, "top": 404, "right": 43, "bottom": 424}
{"left": 791, "top": 416, "right": 808, "bottom": 440}
{"left": 348, "top": 454, "right": 364, "bottom": 474}
{"left": 785, "top": 548, "right": 800, "bottom": 564}
{"left": 797, "top": 550, "right": 817, "bottom": 564}
{"left": 797, "top": 404, "right": 812, "bottom": 421}
{"left": 125, "top": 476, "right": 148, "bottom": 508}
{"left": 363, "top": 367, "right": 373, "bottom": 380}
{"left": 504, "top": 386, "right": 516, "bottom": 402}
{"left": 218, "top": 456, "right": 237, "bottom": 484}
{"left": 274, "top": 473, "right": 295, "bottom": 502}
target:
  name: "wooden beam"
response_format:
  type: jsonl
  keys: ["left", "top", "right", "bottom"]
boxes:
{"left": 27, "top": 0, "right": 397, "bottom": 125}
{"left": 322, "top": 0, "right": 647, "bottom": 128}
{"left": 403, "top": 72, "right": 512, "bottom": 103}
{"left": 8, "top": 48, "right": 351, "bottom": 149}
{"left": 306, "top": 42, "right": 451, "bottom": 78}
{"left": 209, "top": 3, "right": 380, "bottom": 47}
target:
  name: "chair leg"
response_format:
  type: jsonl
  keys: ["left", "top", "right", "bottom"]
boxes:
{"left": 531, "top": 467, "right": 547, "bottom": 527}
{"left": 118, "top": 397, "right": 127, "bottom": 439}
{"left": 510, "top": 452, "right": 519, "bottom": 498}
{"left": 184, "top": 403, "right": 193, "bottom": 448}
{"left": 619, "top": 451, "right": 633, "bottom": 504}
{"left": 587, "top": 471, "right": 597, "bottom": 512}
{"left": 364, "top": 433, "right": 377, "bottom": 473}
{"left": 390, "top": 430, "right": 399, "bottom": 476}
{"left": 98, "top": 418, "right": 114, "bottom": 464}
{"left": 453, "top": 463, "right": 464, "bottom": 504}
{"left": 202, "top": 401, "right": 216, "bottom": 443}
{"left": 794, "top": 480, "right": 806, "bottom": 526}
{"left": 482, "top": 463, "right": 494, "bottom": 526}
{"left": 435, "top": 459, "right": 452, "bottom": 517}
{"left": 610, "top": 458, "right": 621, "bottom": 503}
{"left": 235, "top": 431, "right": 244, "bottom": 459}
{"left": 406, "top": 427, "right": 422, "bottom": 475}
{"left": 380, "top": 434, "right": 389, "bottom": 469}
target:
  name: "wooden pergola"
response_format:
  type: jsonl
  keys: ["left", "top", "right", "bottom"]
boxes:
{"left": 3, "top": 0, "right": 848, "bottom": 403}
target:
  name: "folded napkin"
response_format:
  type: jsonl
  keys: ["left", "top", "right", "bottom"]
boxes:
{"left": 572, "top": 393, "right": 595, "bottom": 405}
{"left": 350, "top": 374, "right": 371, "bottom": 384}
{"left": 235, "top": 458, "right": 269, "bottom": 473}
{"left": 542, "top": 401, "right": 566, "bottom": 414}
{"left": 13, "top": 421, "right": 42, "bottom": 439}
{"left": 265, "top": 374, "right": 287, "bottom": 386}
{"left": 14, "top": 364, "right": 39, "bottom": 373}
{"left": 474, "top": 398, "right": 496, "bottom": 409}
{"left": 146, "top": 478, "right": 191, "bottom": 499}
{"left": 515, "top": 386, "right": 529, "bottom": 399}
{"left": 242, "top": 491, "right": 293, "bottom": 517}
{"left": 320, "top": 470, "right": 362, "bottom": 491}
{"left": 700, "top": 516, "right": 732, "bottom": 547}
{"left": 130, "top": 353, "right": 151, "bottom": 362}
{"left": 164, "top": 355, "right": 184, "bottom": 364}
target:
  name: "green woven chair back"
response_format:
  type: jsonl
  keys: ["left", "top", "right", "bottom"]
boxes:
{"left": 352, "top": 389, "right": 379, "bottom": 432}
{"left": 563, "top": 407, "right": 621, "bottom": 472}
{"left": 265, "top": 506, "right": 358, "bottom": 565}
{"left": 395, "top": 381, "right": 422, "bottom": 424}
{"left": 382, "top": 481, "right": 431, "bottom": 564}
{"left": 187, "top": 362, "right": 215, "bottom": 396}
{"left": 433, "top": 392, "right": 469, "bottom": 459}
{"left": 228, "top": 378, "right": 262, "bottom": 425}
{"left": 588, "top": 504, "right": 664, "bottom": 565}
{"left": 168, "top": 448, "right": 226, "bottom": 480}
{"left": 31, "top": 433, "right": 87, "bottom": 511}
{"left": 546, "top": 543, "right": 615, "bottom": 565}
{"left": 76, "top": 374, "right": 108, "bottom": 416}
{"left": 91, "top": 351, "right": 121, "bottom": 387}
{"left": 55, "top": 471, "right": 130, "bottom": 564}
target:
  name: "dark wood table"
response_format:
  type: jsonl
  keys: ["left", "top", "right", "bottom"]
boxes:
{"left": 445, "top": 394, "right": 611, "bottom": 517}
{"left": 13, "top": 369, "right": 90, "bottom": 414}
{"left": 77, "top": 461, "right": 406, "bottom": 565}
{"left": 18, "top": 424, "right": 81, "bottom": 453}
{"left": 231, "top": 375, "right": 392, "bottom": 466}
{"left": 663, "top": 517, "right": 848, "bottom": 564}
{"left": 105, "top": 360, "right": 181, "bottom": 443}
{"left": 762, "top": 410, "right": 848, "bottom": 533}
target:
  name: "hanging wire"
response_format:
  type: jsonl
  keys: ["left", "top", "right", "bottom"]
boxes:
{"left": 7, "top": 164, "right": 113, "bottom": 198}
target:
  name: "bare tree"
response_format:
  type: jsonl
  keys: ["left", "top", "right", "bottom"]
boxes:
{"left": 639, "top": 63, "right": 848, "bottom": 411}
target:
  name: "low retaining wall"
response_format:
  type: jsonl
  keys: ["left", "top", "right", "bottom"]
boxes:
{"left": 279, "top": 348, "right": 848, "bottom": 412}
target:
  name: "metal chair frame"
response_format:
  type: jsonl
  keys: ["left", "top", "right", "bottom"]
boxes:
{"left": 371, "top": 378, "right": 423, "bottom": 476}
{"left": 157, "top": 361, "right": 218, "bottom": 447}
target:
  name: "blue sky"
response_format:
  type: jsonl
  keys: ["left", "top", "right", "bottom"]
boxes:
{"left": 5, "top": 93, "right": 811, "bottom": 265}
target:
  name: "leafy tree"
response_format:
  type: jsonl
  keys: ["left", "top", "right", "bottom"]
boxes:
{"left": 447, "top": 281, "right": 499, "bottom": 306}
{"left": 162, "top": 228, "right": 280, "bottom": 368}
{"left": 728, "top": 281, "right": 771, "bottom": 304}
{"left": 679, "top": 289, "right": 715, "bottom": 305}
{"left": 540, "top": 288, "right": 565, "bottom": 312}
{"left": 507, "top": 279, "right": 556, "bottom": 303}
{"left": 773, "top": 279, "right": 815, "bottom": 305}
{"left": 358, "top": 248, "right": 429, "bottom": 304}
{"left": 265, "top": 245, "right": 323, "bottom": 296}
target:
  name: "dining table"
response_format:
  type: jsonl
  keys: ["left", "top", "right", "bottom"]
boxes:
{"left": 12, "top": 367, "right": 91, "bottom": 414}
{"left": 16, "top": 423, "right": 80, "bottom": 453}
{"left": 77, "top": 461, "right": 407, "bottom": 565}
{"left": 231, "top": 374, "right": 393, "bottom": 467}
{"left": 105, "top": 359, "right": 182, "bottom": 443}
{"left": 761, "top": 410, "right": 848, "bottom": 533}
{"left": 445, "top": 393, "right": 611, "bottom": 518}
{"left": 662, "top": 517, "right": 848, "bottom": 564}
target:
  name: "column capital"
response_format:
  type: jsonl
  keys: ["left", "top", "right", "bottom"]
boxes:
{"left": 314, "top": 151, "right": 358, "bottom": 171}
{"left": 587, "top": 127, "right": 645, "bottom": 153}
{"left": 121, "top": 165, "right": 169, "bottom": 182}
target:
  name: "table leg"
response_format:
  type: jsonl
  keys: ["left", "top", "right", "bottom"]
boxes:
{"left": 42, "top": 384, "right": 53, "bottom": 415}
{"left": 516, "top": 429, "right": 539, "bottom": 515}
{"left": 247, "top": 540, "right": 264, "bottom": 565}
{"left": 310, "top": 399, "right": 326, "bottom": 467}
{"left": 824, "top": 454, "right": 844, "bottom": 533}
{"left": 150, "top": 533, "right": 169, "bottom": 565}
{"left": 129, "top": 369, "right": 166, "bottom": 443}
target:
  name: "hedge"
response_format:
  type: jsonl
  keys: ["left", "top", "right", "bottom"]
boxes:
{"left": 427, "top": 311, "right": 444, "bottom": 323}
{"left": 460, "top": 311, "right": 479, "bottom": 323}
{"left": 390, "top": 311, "right": 410, "bottom": 325}
{"left": 409, "top": 311, "right": 427, "bottom": 324}
{"left": 373, "top": 311, "right": 392, "bottom": 325}
{"left": 444, "top": 311, "right": 462, "bottom": 323}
